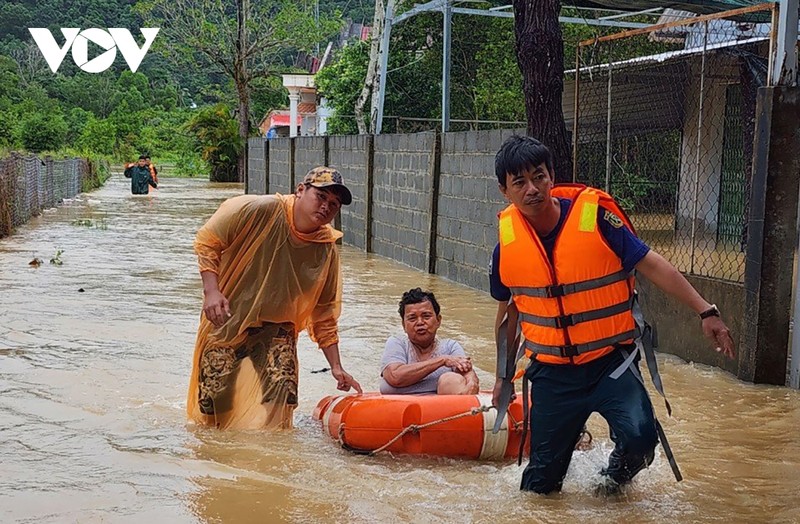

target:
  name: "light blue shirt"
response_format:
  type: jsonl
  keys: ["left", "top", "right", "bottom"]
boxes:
{"left": 379, "top": 336, "right": 466, "bottom": 395}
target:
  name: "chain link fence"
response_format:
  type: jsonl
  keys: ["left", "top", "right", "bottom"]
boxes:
{"left": 0, "top": 153, "right": 107, "bottom": 238}
{"left": 571, "top": 3, "right": 776, "bottom": 283}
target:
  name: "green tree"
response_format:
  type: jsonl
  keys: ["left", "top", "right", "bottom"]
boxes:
{"left": 52, "top": 75, "right": 118, "bottom": 117}
{"left": 18, "top": 111, "right": 67, "bottom": 152}
{"left": 320, "top": 4, "right": 530, "bottom": 134}
{"left": 0, "top": 112, "right": 14, "bottom": 146}
{"left": 250, "top": 75, "right": 289, "bottom": 130}
{"left": 317, "top": 34, "right": 439, "bottom": 134}
{"left": 317, "top": 42, "right": 370, "bottom": 134}
{"left": 65, "top": 107, "right": 93, "bottom": 146}
{"left": 139, "top": 0, "right": 340, "bottom": 182}
{"left": 473, "top": 18, "right": 525, "bottom": 123}
{"left": 76, "top": 117, "right": 117, "bottom": 155}
{"left": 185, "top": 103, "right": 243, "bottom": 182}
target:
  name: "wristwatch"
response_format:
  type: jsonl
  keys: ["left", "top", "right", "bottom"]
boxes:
{"left": 699, "top": 304, "right": 720, "bottom": 320}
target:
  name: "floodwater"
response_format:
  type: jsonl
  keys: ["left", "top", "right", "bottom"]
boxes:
{"left": 1, "top": 174, "right": 799, "bottom": 524}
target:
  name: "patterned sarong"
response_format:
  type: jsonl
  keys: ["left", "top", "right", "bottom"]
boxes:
{"left": 197, "top": 322, "right": 298, "bottom": 429}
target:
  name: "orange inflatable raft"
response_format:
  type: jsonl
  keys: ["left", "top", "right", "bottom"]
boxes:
{"left": 313, "top": 392, "right": 529, "bottom": 460}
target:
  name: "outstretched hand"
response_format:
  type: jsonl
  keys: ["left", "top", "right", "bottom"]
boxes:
{"left": 203, "top": 289, "right": 231, "bottom": 327}
{"left": 332, "top": 366, "right": 363, "bottom": 394}
{"left": 701, "top": 316, "right": 735, "bottom": 359}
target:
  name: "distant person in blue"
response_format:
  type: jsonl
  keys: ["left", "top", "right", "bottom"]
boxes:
{"left": 123, "top": 154, "right": 158, "bottom": 195}
{"left": 380, "top": 288, "right": 479, "bottom": 395}
{"left": 490, "top": 135, "right": 735, "bottom": 495}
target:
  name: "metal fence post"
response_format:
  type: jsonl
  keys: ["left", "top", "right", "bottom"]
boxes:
{"left": 690, "top": 20, "right": 709, "bottom": 274}
{"left": 365, "top": 135, "right": 375, "bottom": 253}
{"left": 427, "top": 131, "right": 442, "bottom": 274}
{"left": 572, "top": 45, "right": 581, "bottom": 183}
{"left": 604, "top": 59, "right": 613, "bottom": 193}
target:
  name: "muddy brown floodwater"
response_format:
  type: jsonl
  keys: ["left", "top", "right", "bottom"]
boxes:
{"left": 1, "top": 174, "right": 799, "bottom": 523}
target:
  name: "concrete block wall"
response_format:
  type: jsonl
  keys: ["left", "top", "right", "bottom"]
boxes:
{"left": 330, "top": 135, "right": 371, "bottom": 249}
{"left": 268, "top": 138, "right": 292, "bottom": 194}
{"left": 437, "top": 129, "right": 524, "bottom": 291}
{"left": 247, "top": 137, "right": 267, "bottom": 194}
{"left": 372, "top": 132, "right": 436, "bottom": 272}
{"left": 294, "top": 136, "right": 327, "bottom": 183}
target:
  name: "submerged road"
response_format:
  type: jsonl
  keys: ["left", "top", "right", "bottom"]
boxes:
{"left": 1, "top": 173, "right": 799, "bottom": 523}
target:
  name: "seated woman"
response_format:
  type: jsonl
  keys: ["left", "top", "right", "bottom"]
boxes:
{"left": 379, "top": 288, "right": 480, "bottom": 395}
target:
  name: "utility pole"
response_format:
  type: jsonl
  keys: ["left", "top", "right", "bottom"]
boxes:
{"left": 441, "top": 0, "right": 452, "bottom": 132}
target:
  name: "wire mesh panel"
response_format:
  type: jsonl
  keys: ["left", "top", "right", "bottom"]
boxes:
{"left": 14, "top": 157, "right": 30, "bottom": 227}
{"left": 574, "top": 4, "right": 775, "bottom": 283}
{"left": 0, "top": 156, "right": 19, "bottom": 236}
{"left": 0, "top": 153, "right": 91, "bottom": 238}
{"left": 53, "top": 160, "right": 66, "bottom": 204}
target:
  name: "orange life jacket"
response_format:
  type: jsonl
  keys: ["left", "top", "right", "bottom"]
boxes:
{"left": 498, "top": 184, "right": 638, "bottom": 365}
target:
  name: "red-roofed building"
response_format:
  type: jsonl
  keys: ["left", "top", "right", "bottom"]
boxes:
{"left": 258, "top": 23, "right": 369, "bottom": 138}
{"left": 258, "top": 75, "right": 329, "bottom": 138}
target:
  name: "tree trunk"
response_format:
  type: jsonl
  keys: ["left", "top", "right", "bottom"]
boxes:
{"left": 237, "top": 86, "right": 249, "bottom": 184}
{"left": 355, "top": 0, "right": 385, "bottom": 134}
{"left": 236, "top": 0, "right": 249, "bottom": 184}
{"left": 512, "top": 0, "right": 573, "bottom": 183}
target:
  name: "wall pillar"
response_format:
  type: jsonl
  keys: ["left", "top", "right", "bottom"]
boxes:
{"left": 741, "top": 86, "right": 800, "bottom": 385}
{"left": 289, "top": 93, "right": 300, "bottom": 138}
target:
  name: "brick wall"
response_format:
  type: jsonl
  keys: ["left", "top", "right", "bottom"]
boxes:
{"left": 246, "top": 137, "right": 267, "bottom": 194}
{"left": 436, "top": 129, "right": 524, "bottom": 291}
{"left": 330, "top": 135, "right": 371, "bottom": 249}
{"left": 268, "top": 138, "right": 292, "bottom": 194}
{"left": 294, "top": 136, "right": 327, "bottom": 183}
{"left": 372, "top": 132, "right": 436, "bottom": 272}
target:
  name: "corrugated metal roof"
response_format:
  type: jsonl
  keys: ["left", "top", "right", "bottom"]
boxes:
{"left": 569, "top": 1, "right": 773, "bottom": 21}
{"left": 570, "top": 1, "right": 770, "bottom": 15}
{"left": 650, "top": 8, "right": 695, "bottom": 41}
{"left": 563, "top": 61, "right": 689, "bottom": 138}
{"left": 567, "top": 35, "right": 766, "bottom": 74}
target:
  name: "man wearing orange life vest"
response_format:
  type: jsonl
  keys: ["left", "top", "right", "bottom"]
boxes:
{"left": 489, "top": 136, "right": 735, "bottom": 495}
{"left": 144, "top": 155, "right": 159, "bottom": 188}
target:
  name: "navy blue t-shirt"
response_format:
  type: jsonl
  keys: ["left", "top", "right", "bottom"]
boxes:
{"left": 489, "top": 198, "right": 650, "bottom": 302}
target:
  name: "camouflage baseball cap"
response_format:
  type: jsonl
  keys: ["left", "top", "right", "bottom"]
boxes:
{"left": 303, "top": 166, "right": 352, "bottom": 205}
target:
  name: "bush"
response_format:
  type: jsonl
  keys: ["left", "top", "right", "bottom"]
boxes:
{"left": 174, "top": 151, "right": 207, "bottom": 177}
{"left": 0, "top": 111, "right": 14, "bottom": 147}
{"left": 18, "top": 112, "right": 68, "bottom": 152}
{"left": 80, "top": 155, "right": 112, "bottom": 192}
{"left": 76, "top": 118, "right": 117, "bottom": 155}
{"left": 185, "top": 104, "right": 242, "bottom": 182}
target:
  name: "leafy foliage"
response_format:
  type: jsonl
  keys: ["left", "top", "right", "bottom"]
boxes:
{"left": 18, "top": 112, "right": 68, "bottom": 152}
{"left": 185, "top": 103, "right": 242, "bottom": 182}
{"left": 0, "top": 0, "right": 356, "bottom": 177}
{"left": 76, "top": 118, "right": 117, "bottom": 155}
{"left": 137, "top": 0, "right": 341, "bottom": 179}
